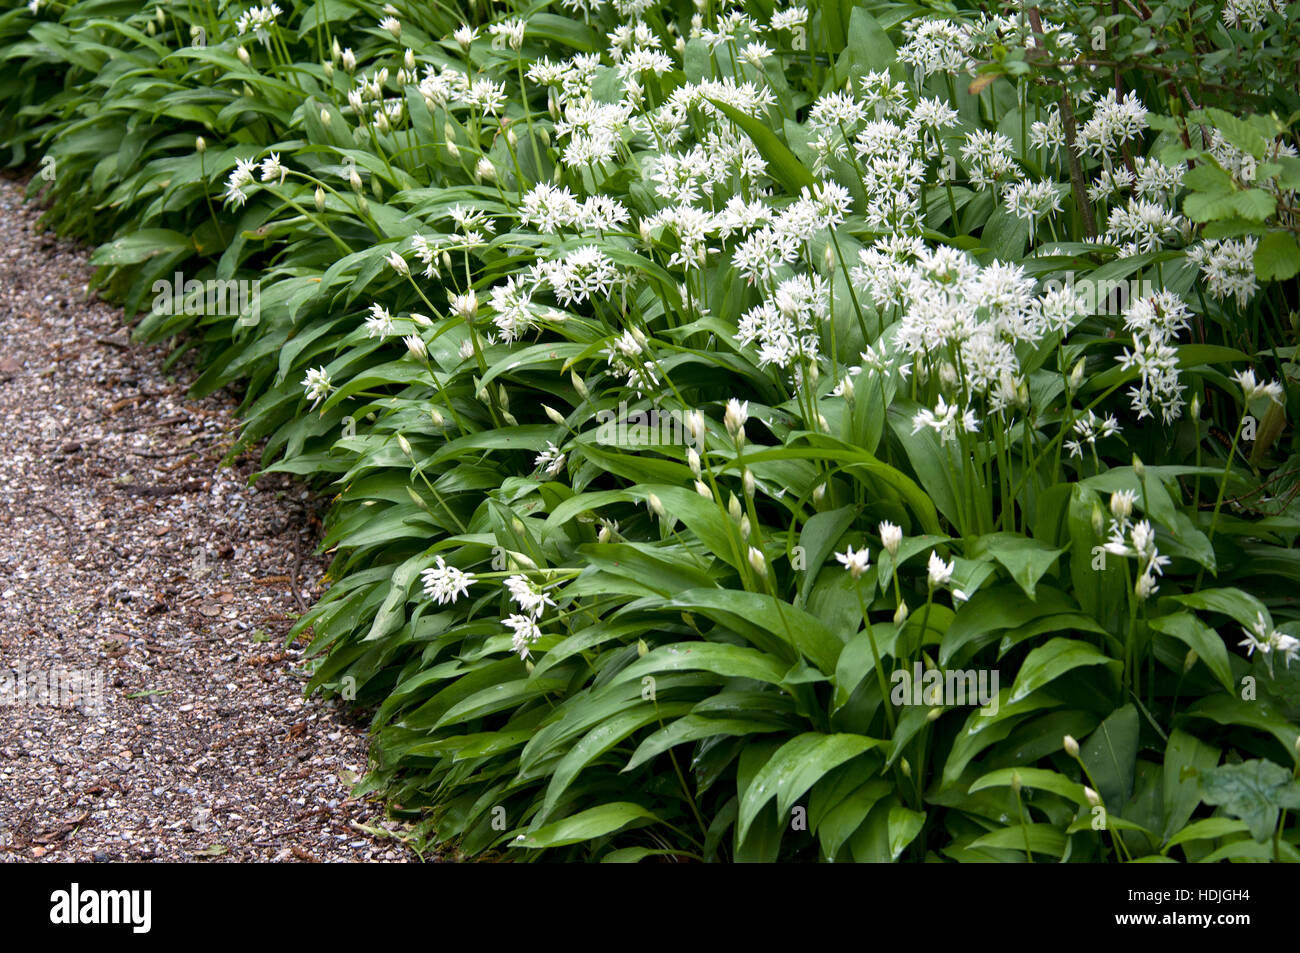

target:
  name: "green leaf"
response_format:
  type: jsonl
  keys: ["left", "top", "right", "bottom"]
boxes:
{"left": 1008, "top": 638, "right": 1118, "bottom": 704}
{"left": 1162, "top": 817, "right": 1250, "bottom": 854}
{"left": 968, "top": 824, "right": 1067, "bottom": 859}
{"left": 90, "top": 228, "right": 193, "bottom": 266}
{"left": 969, "top": 767, "right": 1089, "bottom": 806}
{"left": 1200, "top": 759, "right": 1300, "bottom": 842}
{"left": 1148, "top": 613, "right": 1234, "bottom": 693}
{"left": 1161, "top": 729, "right": 1222, "bottom": 842}
{"left": 1081, "top": 704, "right": 1139, "bottom": 810}
{"left": 708, "top": 99, "right": 815, "bottom": 195}
{"left": 1254, "top": 231, "right": 1300, "bottom": 281}
{"left": 969, "top": 533, "right": 1066, "bottom": 599}
{"left": 516, "top": 803, "right": 660, "bottom": 848}
{"left": 737, "top": 733, "right": 883, "bottom": 843}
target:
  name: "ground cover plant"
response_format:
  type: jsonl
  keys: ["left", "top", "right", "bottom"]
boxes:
{"left": 4, "top": 0, "right": 1300, "bottom": 862}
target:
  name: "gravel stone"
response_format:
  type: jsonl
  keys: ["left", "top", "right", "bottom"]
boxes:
{"left": 0, "top": 173, "right": 418, "bottom": 863}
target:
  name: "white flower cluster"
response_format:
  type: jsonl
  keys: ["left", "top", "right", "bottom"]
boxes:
{"left": 502, "top": 574, "right": 557, "bottom": 660}
{"left": 1103, "top": 491, "right": 1170, "bottom": 600}
{"left": 236, "top": 4, "right": 282, "bottom": 48}
{"left": 1238, "top": 612, "right": 1300, "bottom": 671}
{"left": 854, "top": 244, "right": 1047, "bottom": 416}
{"left": 1221, "top": 0, "right": 1288, "bottom": 31}
{"left": 421, "top": 556, "right": 477, "bottom": 605}
{"left": 1187, "top": 238, "right": 1259, "bottom": 309}
{"left": 1117, "top": 291, "right": 1193, "bottom": 423}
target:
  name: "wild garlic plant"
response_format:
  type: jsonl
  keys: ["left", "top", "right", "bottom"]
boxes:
{"left": 8, "top": 0, "right": 1300, "bottom": 862}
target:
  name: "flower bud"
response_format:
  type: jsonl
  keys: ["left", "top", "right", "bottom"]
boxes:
{"left": 1084, "top": 786, "right": 1101, "bottom": 807}
{"left": 403, "top": 334, "right": 426, "bottom": 360}
{"left": 1011, "top": 770, "right": 1022, "bottom": 794}
{"left": 639, "top": 220, "right": 653, "bottom": 244}
{"left": 506, "top": 127, "right": 518, "bottom": 148}
{"left": 1063, "top": 734, "right": 1080, "bottom": 759}
{"left": 476, "top": 156, "right": 495, "bottom": 182}
{"left": 1068, "top": 358, "right": 1085, "bottom": 393}
{"left": 237, "top": 45, "right": 250, "bottom": 65}
{"left": 894, "top": 601, "right": 909, "bottom": 625}
{"left": 728, "top": 493, "right": 743, "bottom": 524}
{"left": 694, "top": 480, "right": 711, "bottom": 498}
{"left": 454, "top": 291, "right": 478, "bottom": 321}
{"left": 323, "top": 60, "right": 334, "bottom": 77}
{"left": 430, "top": 408, "right": 445, "bottom": 427}
{"left": 570, "top": 370, "right": 589, "bottom": 400}
{"left": 812, "top": 483, "right": 825, "bottom": 505}
{"left": 411, "top": 313, "right": 433, "bottom": 327}
{"left": 314, "top": 186, "right": 325, "bottom": 211}
{"left": 637, "top": 638, "right": 648, "bottom": 657}
{"left": 397, "top": 433, "right": 413, "bottom": 457}
{"left": 1183, "top": 648, "right": 1199, "bottom": 674}
{"left": 320, "top": 108, "right": 332, "bottom": 126}
{"left": 1132, "top": 453, "right": 1145, "bottom": 480}
{"left": 386, "top": 250, "right": 409, "bottom": 277}
{"left": 687, "top": 447, "right": 702, "bottom": 479}
{"left": 647, "top": 493, "right": 665, "bottom": 520}
{"left": 543, "top": 404, "right": 566, "bottom": 426}
{"left": 195, "top": 136, "right": 206, "bottom": 154}
{"left": 349, "top": 167, "right": 363, "bottom": 193}
{"left": 748, "top": 546, "right": 767, "bottom": 577}
{"left": 404, "top": 48, "right": 415, "bottom": 71}
{"left": 900, "top": 757, "right": 912, "bottom": 778}
{"left": 739, "top": 515, "right": 751, "bottom": 539}
{"left": 743, "top": 468, "right": 755, "bottom": 499}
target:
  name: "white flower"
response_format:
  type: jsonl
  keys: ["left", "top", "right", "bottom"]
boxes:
{"left": 488, "top": 18, "right": 526, "bottom": 51}
{"left": 403, "top": 334, "right": 426, "bottom": 360}
{"left": 724, "top": 398, "right": 749, "bottom": 439}
{"left": 879, "top": 521, "right": 903, "bottom": 557}
{"left": 364, "top": 304, "right": 394, "bottom": 338}
{"left": 1222, "top": 0, "right": 1286, "bottom": 32}
{"left": 236, "top": 3, "right": 282, "bottom": 48}
{"left": 927, "top": 551, "right": 954, "bottom": 588}
{"left": 421, "top": 556, "right": 476, "bottom": 605}
{"left": 301, "top": 366, "right": 332, "bottom": 409}
{"left": 912, "top": 395, "right": 980, "bottom": 444}
{"left": 534, "top": 441, "right": 566, "bottom": 475}
{"left": 453, "top": 25, "right": 478, "bottom": 49}
{"left": 836, "top": 545, "right": 871, "bottom": 579}
{"left": 379, "top": 15, "right": 401, "bottom": 38}
{"left": 504, "top": 574, "right": 556, "bottom": 617}
{"left": 1110, "top": 490, "right": 1136, "bottom": 522}
{"left": 1233, "top": 368, "right": 1285, "bottom": 406}
{"left": 223, "top": 157, "right": 258, "bottom": 207}
{"left": 503, "top": 613, "right": 543, "bottom": 659}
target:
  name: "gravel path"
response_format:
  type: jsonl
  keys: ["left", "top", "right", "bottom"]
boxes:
{"left": 0, "top": 174, "right": 416, "bottom": 862}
